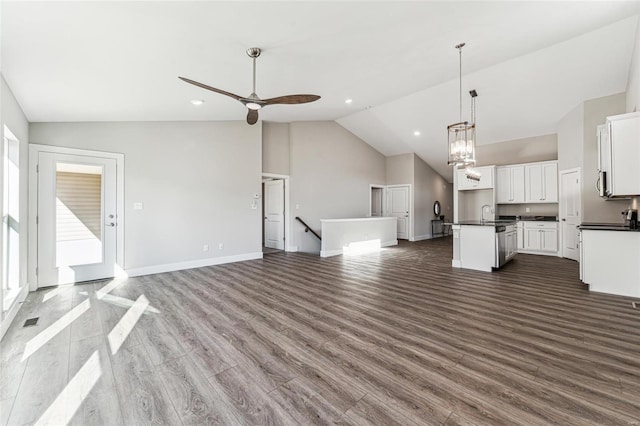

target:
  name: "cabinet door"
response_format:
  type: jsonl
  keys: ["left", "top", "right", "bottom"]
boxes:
{"left": 540, "top": 229, "right": 558, "bottom": 252}
{"left": 542, "top": 163, "right": 558, "bottom": 202}
{"left": 496, "top": 167, "right": 511, "bottom": 203}
{"left": 525, "top": 165, "right": 543, "bottom": 202}
{"left": 609, "top": 113, "right": 640, "bottom": 196}
{"left": 524, "top": 228, "right": 540, "bottom": 250}
{"left": 517, "top": 223, "right": 524, "bottom": 250}
{"left": 511, "top": 166, "right": 525, "bottom": 203}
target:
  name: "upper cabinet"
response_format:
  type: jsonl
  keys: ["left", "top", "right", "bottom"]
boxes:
{"left": 598, "top": 112, "right": 640, "bottom": 198}
{"left": 496, "top": 165, "right": 525, "bottom": 203}
{"left": 525, "top": 161, "right": 558, "bottom": 203}
{"left": 456, "top": 166, "right": 494, "bottom": 191}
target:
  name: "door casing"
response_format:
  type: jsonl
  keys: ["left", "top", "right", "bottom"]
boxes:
{"left": 559, "top": 167, "right": 581, "bottom": 261}
{"left": 29, "top": 144, "right": 125, "bottom": 290}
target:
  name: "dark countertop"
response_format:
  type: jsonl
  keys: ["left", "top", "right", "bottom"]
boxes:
{"left": 579, "top": 223, "right": 640, "bottom": 232}
{"left": 499, "top": 215, "right": 558, "bottom": 222}
{"left": 456, "top": 220, "right": 517, "bottom": 226}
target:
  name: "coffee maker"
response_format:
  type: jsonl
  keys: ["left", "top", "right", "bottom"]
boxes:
{"left": 622, "top": 209, "right": 638, "bottom": 229}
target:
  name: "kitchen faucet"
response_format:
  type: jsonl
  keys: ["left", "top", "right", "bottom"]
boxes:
{"left": 481, "top": 204, "right": 493, "bottom": 222}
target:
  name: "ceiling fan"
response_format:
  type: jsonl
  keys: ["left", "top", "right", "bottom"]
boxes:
{"left": 179, "top": 47, "right": 321, "bottom": 125}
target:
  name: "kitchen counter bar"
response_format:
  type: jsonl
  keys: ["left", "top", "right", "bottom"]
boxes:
{"left": 456, "top": 220, "right": 517, "bottom": 226}
{"left": 579, "top": 223, "right": 640, "bottom": 232}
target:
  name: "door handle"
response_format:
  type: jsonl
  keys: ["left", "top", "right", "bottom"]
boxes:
{"left": 562, "top": 218, "right": 566, "bottom": 221}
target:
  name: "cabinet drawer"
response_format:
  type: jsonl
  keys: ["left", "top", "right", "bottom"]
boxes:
{"left": 522, "top": 221, "right": 557, "bottom": 230}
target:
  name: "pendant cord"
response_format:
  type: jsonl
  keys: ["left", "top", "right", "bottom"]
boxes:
{"left": 459, "top": 46, "right": 462, "bottom": 123}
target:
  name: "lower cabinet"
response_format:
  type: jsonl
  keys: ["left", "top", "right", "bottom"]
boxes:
{"left": 520, "top": 221, "right": 558, "bottom": 254}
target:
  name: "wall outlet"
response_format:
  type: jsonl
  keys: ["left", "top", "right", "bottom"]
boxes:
{"left": 218, "top": 243, "right": 224, "bottom": 250}
{"left": 133, "top": 202, "right": 143, "bottom": 210}
{"left": 525, "top": 207, "right": 531, "bottom": 213}
{"left": 251, "top": 201, "right": 258, "bottom": 210}
{"left": 203, "top": 244, "right": 209, "bottom": 252}
{"left": 295, "top": 204, "right": 300, "bottom": 210}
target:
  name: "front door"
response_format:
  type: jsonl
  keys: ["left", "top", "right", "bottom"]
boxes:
{"left": 264, "top": 179, "right": 285, "bottom": 250}
{"left": 387, "top": 185, "right": 410, "bottom": 240}
{"left": 560, "top": 169, "right": 581, "bottom": 261}
{"left": 37, "top": 152, "right": 118, "bottom": 287}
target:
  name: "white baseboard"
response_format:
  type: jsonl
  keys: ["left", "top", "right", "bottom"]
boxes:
{"left": 125, "top": 252, "right": 264, "bottom": 277}
{"left": 1, "top": 285, "right": 29, "bottom": 341}
{"left": 411, "top": 234, "right": 431, "bottom": 241}
{"left": 286, "top": 245, "right": 298, "bottom": 252}
{"left": 516, "top": 249, "right": 559, "bottom": 257}
{"left": 452, "top": 259, "right": 461, "bottom": 268}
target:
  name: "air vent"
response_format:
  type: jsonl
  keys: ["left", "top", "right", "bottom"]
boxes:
{"left": 632, "top": 302, "right": 639, "bottom": 309}
{"left": 23, "top": 317, "right": 39, "bottom": 327}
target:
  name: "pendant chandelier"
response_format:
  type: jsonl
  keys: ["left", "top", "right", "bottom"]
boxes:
{"left": 447, "top": 43, "right": 477, "bottom": 168}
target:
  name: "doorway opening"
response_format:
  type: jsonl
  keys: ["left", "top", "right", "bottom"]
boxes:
{"left": 29, "top": 145, "right": 124, "bottom": 290}
{"left": 560, "top": 168, "right": 581, "bottom": 261}
{"left": 370, "top": 185, "right": 384, "bottom": 217}
{"left": 262, "top": 173, "right": 290, "bottom": 255}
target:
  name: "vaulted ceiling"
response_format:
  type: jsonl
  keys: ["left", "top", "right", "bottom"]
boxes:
{"left": 2, "top": 1, "right": 639, "bottom": 180}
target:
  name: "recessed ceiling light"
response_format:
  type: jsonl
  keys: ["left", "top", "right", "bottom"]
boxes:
{"left": 414, "top": 131, "right": 421, "bottom": 136}
{"left": 345, "top": 99, "right": 353, "bottom": 104}
{"left": 190, "top": 99, "right": 205, "bottom": 106}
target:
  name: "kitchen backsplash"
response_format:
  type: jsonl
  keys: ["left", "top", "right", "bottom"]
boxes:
{"left": 497, "top": 203, "right": 559, "bottom": 217}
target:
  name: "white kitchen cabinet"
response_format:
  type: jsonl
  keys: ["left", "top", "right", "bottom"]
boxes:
{"left": 456, "top": 166, "right": 494, "bottom": 191}
{"left": 582, "top": 229, "right": 640, "bottom": 297}
{"left": 506, "top": 229, "right": 518, "bottom": 260}
{"left": 601, "top": 112, "right": 640, "bottom": 197}
{"left": 521, "top": 221, "right": 558, "bottom": 254}
{"left": 525, "top": 161, "right": 558, "bottom": 203}
{"left": 496, "top": 165, "right": 525, "bottom": 204}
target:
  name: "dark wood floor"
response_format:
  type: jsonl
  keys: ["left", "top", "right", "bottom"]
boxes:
{"left": 2, "top": 238, "right": 640, "bottom": 425}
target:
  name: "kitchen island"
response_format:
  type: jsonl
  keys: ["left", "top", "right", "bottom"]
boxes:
{"left": 452, "top": 220, "right": 517, "bottom": 272}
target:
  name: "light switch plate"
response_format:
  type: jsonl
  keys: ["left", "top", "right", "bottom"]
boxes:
{"left": 133, "top": 202, "right": 143, "bottom": 210}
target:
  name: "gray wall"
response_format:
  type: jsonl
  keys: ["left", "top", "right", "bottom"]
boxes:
{"left": 262, "top": 122, "right": 290, "bottom": 175}
{"left": 385, "top": 154, "right": 413, "bottom": 185}
{"left": 582, "top": 93, "right": 630, "bottom": 223}
{"left": 289, "top": 121, "right": 386, "bottom": 253}
{"left": 1, "top": 75, "right": 29, "bottom": 291}
{"left": 476, "top": 134, "right": 557, "bottom": 167}
{"left": 413, "top": 154, "right": 452, "bottom": 238}
{"left": 557, "top": 103, "right": 584, "bottom": 173}
{"left": 30, "top": 121, "right": 263, "bottom": 270}
{"left": 627, "top": 16, "right": 640, "bottom": 113}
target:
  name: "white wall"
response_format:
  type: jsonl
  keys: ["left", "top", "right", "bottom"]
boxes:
{"left": 289, "top": 121, "right": 386, "bottom": 253}
{"left": 627, "top": 16, "right": 640, "bottom": 113}
{"left": 385, "top": 154, "right": 413, "bottom": 185}
{"left": 29, "top": 121, "right": 263, "bottom": 271}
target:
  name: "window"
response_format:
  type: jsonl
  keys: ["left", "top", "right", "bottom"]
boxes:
{"left": 3, "top": 126, "right": 20, "bottom": 312}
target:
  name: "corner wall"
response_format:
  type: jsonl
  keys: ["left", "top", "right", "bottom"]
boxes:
{"left": 627, "top": 16, "right": 640, "bottom": 113}
{"left": 289, "top": 121, "right": 386, "bottom": 253}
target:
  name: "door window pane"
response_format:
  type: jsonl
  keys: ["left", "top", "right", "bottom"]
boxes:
{"left": 56, "top": 163, "right": 103, "bottom": 267}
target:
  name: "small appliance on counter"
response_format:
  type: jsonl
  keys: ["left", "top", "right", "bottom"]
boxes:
{"left": 622, "top": 209, "right": 638, "bottom": 229}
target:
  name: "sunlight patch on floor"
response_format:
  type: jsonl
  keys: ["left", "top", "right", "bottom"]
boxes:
{"left": 107, "top": 294, "right": 149, "bottom": 355}
{"left": 22, "top": 299, "right": 91, "bottom": 361}
{"left": 34, "top": 350, "right": 101, "bottom": 426}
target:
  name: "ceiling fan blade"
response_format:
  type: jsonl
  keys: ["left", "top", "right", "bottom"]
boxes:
{"left": 178, "top": 77, "right": 242, "bottom": 101}
{"left": 262, "top": 94, "right": 321, "bottom": 105}
{"left": 247, "top": 109, "right": 259, "bottom": 125}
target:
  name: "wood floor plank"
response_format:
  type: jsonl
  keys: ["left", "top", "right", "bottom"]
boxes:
{"left": 156, "top": 354, "right": 242, "bottom": 425}
{"left": 110, "top": 342, "right": 182, "bottom": 426}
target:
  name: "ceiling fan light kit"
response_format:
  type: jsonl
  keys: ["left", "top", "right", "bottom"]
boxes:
{"left": 447, "top": 42, "right": 478, "bottom": 172}
{"left": 179, "top": 47, "right": 321, "bottom": 125}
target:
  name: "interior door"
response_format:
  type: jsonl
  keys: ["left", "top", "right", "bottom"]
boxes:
{"left": 264, "top": 179, "right": 285, "bottom": 250}
{"left": 560, "top": 169, "right": 581, "bottom": 261}
{"left": 388, "top": 186, "right": 410, "bottom": 240}
{"left": 37, "top": 152, "right": 117, "bottom": 287}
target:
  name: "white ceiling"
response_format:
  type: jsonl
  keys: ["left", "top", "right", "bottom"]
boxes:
{"left": 2, "top": 1, "right": 640, "bottom": 180}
